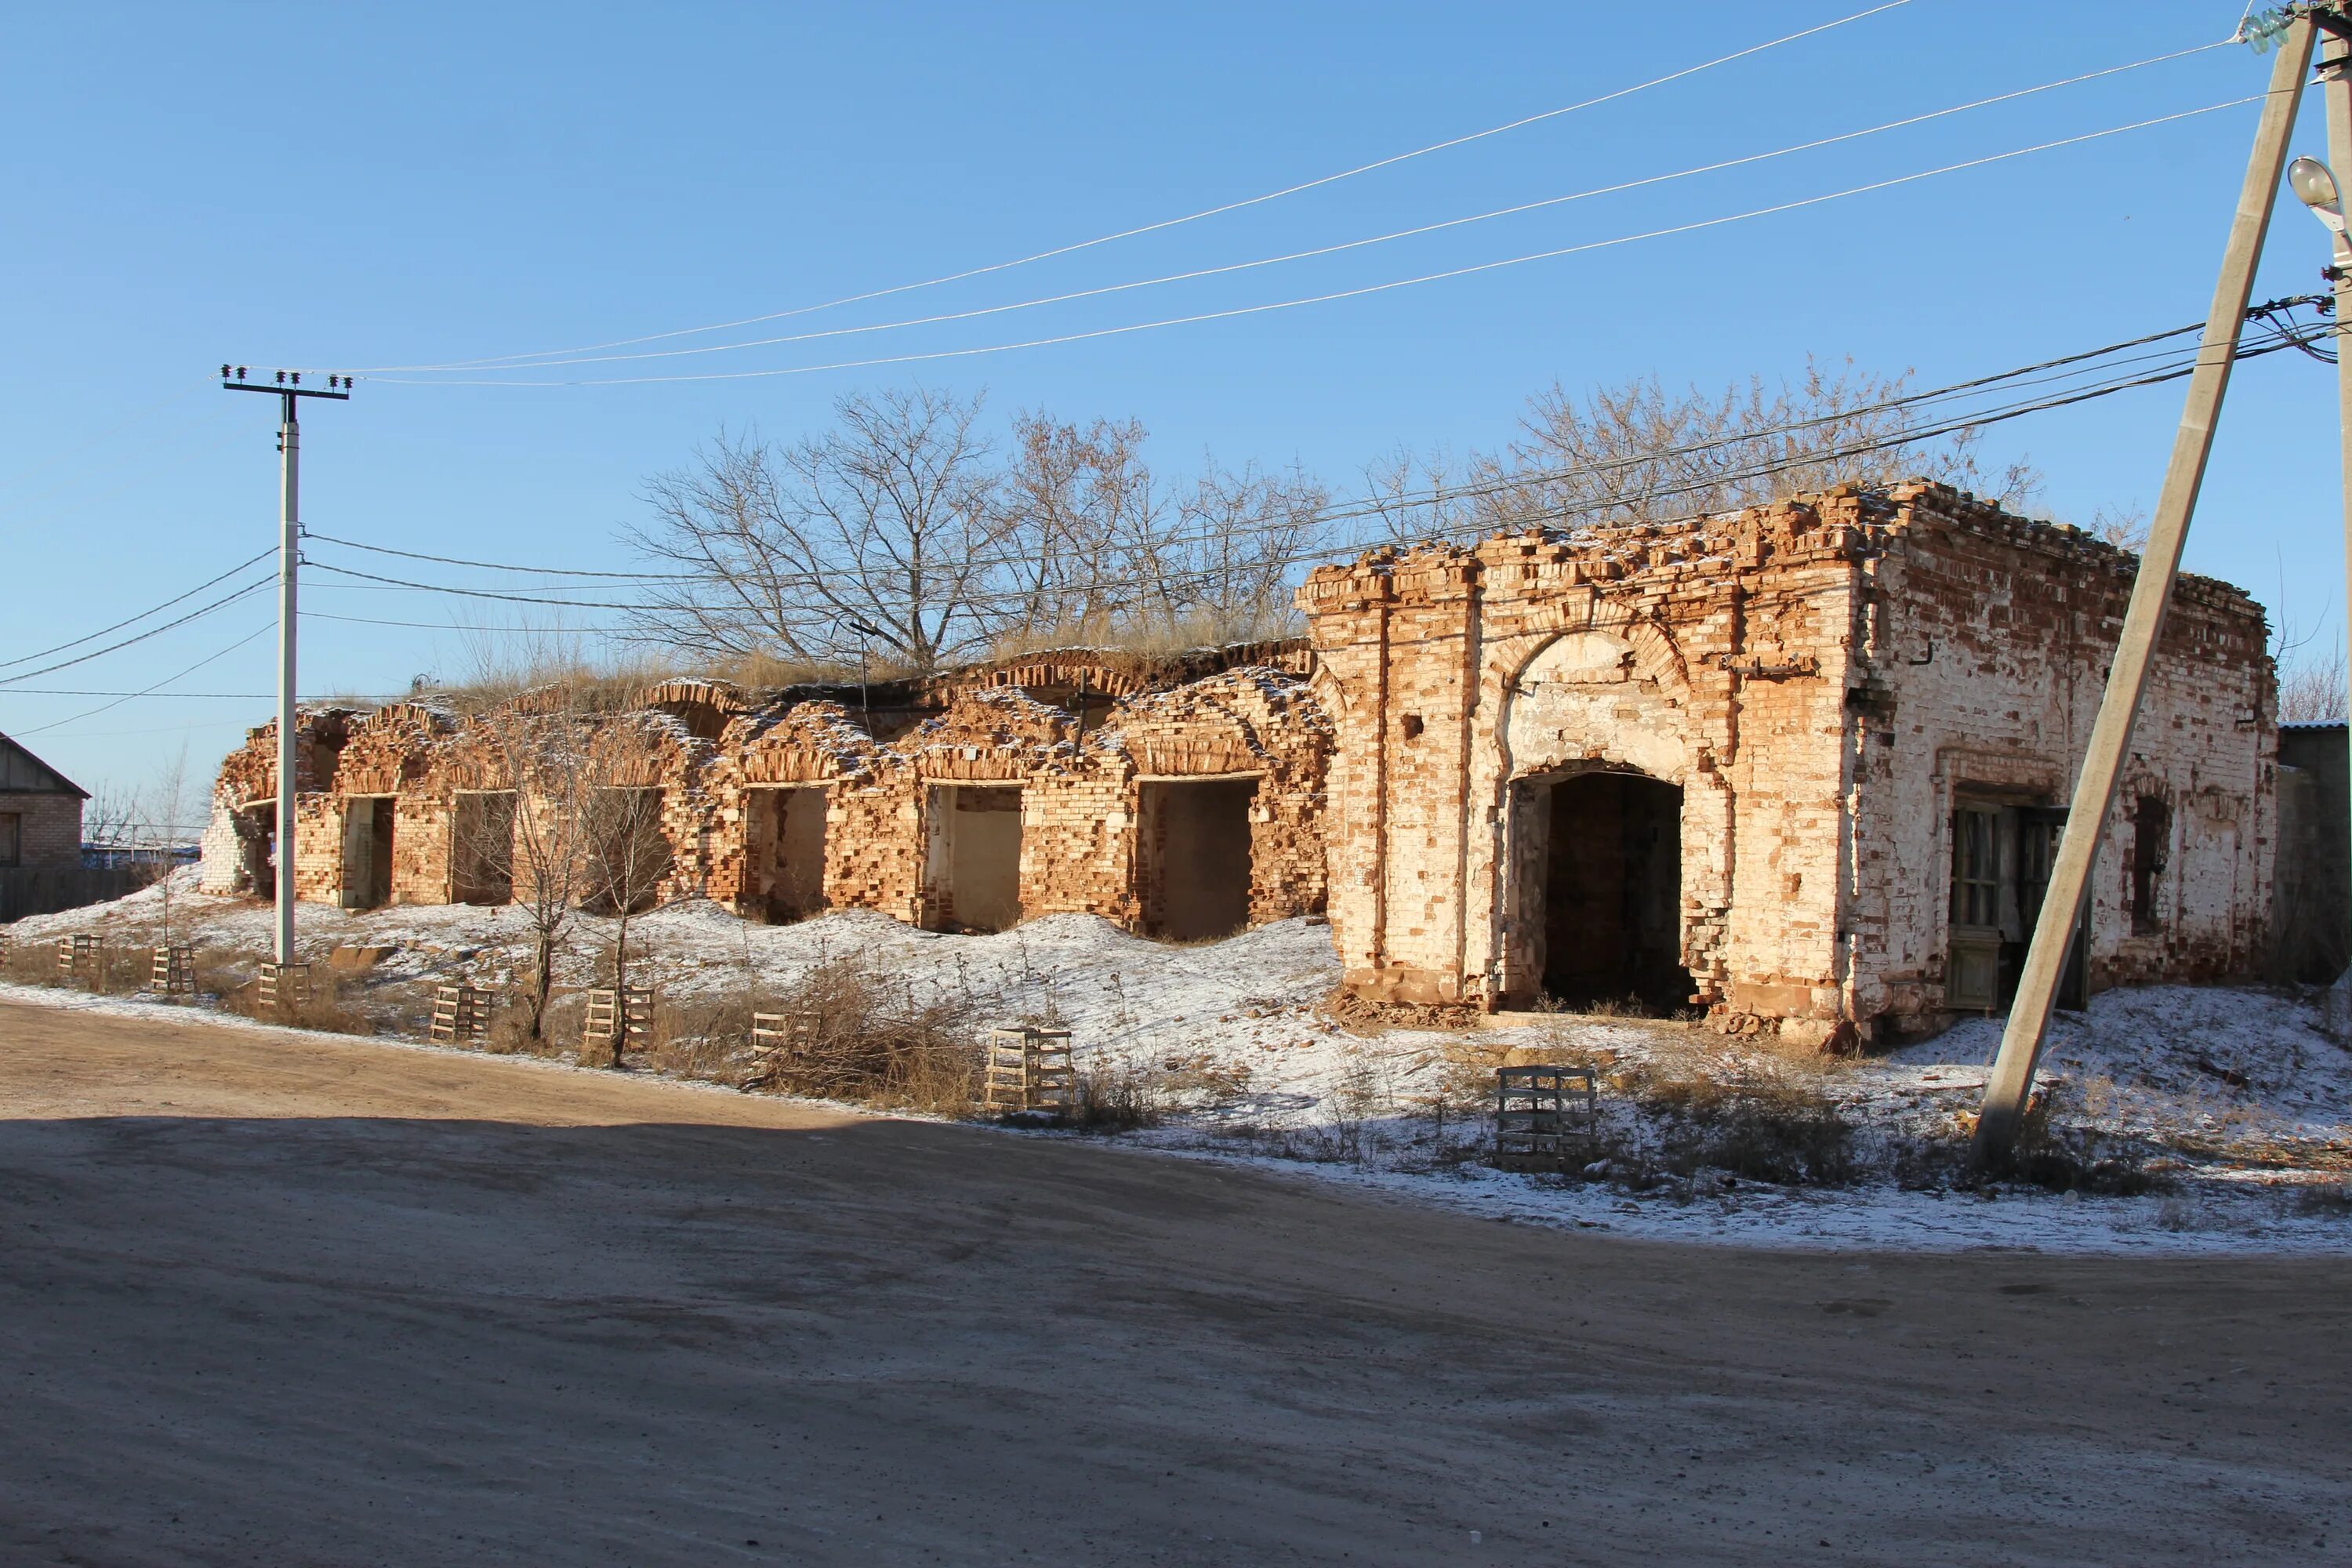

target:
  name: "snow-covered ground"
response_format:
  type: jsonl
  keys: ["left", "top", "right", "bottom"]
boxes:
{"left": 6, "top": 869, "right": 2348, "bottom": 1255}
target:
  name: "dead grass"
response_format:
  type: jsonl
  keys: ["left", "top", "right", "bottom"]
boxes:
{"left": 1067, "top": 1054, "right": 1167, "bottom": 1131}
{"left": 215, "top": 960, "right": 376, "bottom": 1036}
{"left": 740, "top": 956, "right": 984, "bottom": 1116}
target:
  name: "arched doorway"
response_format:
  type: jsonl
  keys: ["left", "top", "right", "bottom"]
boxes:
{"left": 1537, "top": 770, "right": 1691, "bottom": 1012}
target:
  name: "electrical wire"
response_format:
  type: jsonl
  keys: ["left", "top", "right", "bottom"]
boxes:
{"left": 384, "top": 42, "right": 2234, "bottom": 377}
{"left": 371, "top": 97, "right": 2268, "bottom": 389}
{"left": 0, "top": 576, "right": 277, "bottom": 687}
{"left": 13, "top": 622, "right": 274, "bottom": 737}
{"left": 25, "top": 313, "right": 2329, "bottom": 725}
{"left": 303, "top": 609, "right": 636, "bottom": 633}
{"left": 306, "top": 301, "right": 2328, "bottom": 609}
{"left": 354, "top": 1, "right": 1915, "bottom": 376}
{"left": 0, "top": 547, "right": 275, "bottom": 673}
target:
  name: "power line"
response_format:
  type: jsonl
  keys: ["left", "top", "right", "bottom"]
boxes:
{"left": 301, "top": 535, "right": 700, "bottom": 581}
{"left": 371, "top": 97, "right": 2268, "bottom": 389}
{"left": 383, "top": 42, "right": 2234, "bottom": 378}
{"left": 304, "top": 302, "right": 2330, "bottom": 610}
{"left": 352, "top": 2, "right": 1915, "bottom": 377}
{"left": 13, "top": 622, "right": 274, "bottom": 737}
{"left": 0, "top": 575, "right": 276, "bottom": 687}
{"left": 304, "top": 609, "right": 636, "bottom": 633}
{"left": 0, "top": 547, "right": 275, "bottom": 673}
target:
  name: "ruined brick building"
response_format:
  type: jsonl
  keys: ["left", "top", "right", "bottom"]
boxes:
{"left": 200, "top": 484, "right": 2280, "bottom": 1040}
{"left": 201, "top": 644, "right": 1331, "bottom": 942}
{"left": 1301, "top": 483, "right": 2274, "bottom": 1044}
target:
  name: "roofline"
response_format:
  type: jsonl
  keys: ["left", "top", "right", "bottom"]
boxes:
{"left": 0, "top": 730, "right": 91, "bottom": 799}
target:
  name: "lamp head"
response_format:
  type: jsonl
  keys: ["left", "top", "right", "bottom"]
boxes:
{"left": 2291, "top": 155, "right": 2343, "bottom": 216}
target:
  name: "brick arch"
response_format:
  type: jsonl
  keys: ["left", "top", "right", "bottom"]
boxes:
{"left": 1482, "top": 603, "right": 1727, "bottom": 1009}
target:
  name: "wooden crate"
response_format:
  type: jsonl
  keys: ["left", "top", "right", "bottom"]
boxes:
{"left": 584, "top": 987, "right": 654, "bottom": 1052}
{"left": 257, "top": 960, "right": 313, "bottom": 1013}
{"left": 983, "top": 1025, "right": 1074, "bottom": 1114}
{"left": 430, "top": 983, "right": 492, "bottom": 1044}
{"left": 56, "top": 935, "right": 103, "bottom": 989}
{"left": 1494, "top": 1065, "right": 1599, "bottom": 1171}
{"left": 151, "top": 944, "right": 196, "bottom": 997}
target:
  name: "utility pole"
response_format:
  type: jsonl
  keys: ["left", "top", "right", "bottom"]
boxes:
{"left": 1969, "top": 9, "right": 2321, "bottom": 1169}
{"left": 2322, "top": 31, "right": 2352, "bottom": 1000}
{"left": 221, "top": 366, "right": 352, "bottom": 966}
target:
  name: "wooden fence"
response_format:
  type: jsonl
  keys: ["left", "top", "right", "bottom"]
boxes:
{"left": 0, "top": 867, "right": 150, "bottom": 924}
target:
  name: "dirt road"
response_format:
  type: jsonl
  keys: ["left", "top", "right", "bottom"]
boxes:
{"left": 0, "top": 997, "right": 2344, "bottom": 1566}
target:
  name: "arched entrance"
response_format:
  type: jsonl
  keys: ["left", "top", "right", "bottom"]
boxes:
{"left": 1535, "top": 770, "right": 1691, "bottom": 1012}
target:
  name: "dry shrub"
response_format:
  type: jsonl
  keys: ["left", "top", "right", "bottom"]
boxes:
{"left": 218, "top": 964, "right": 375, "bottom": 1036}
{"left": 649, "top": 989, "right": 761, "bottom": 1081}
{"left": 2293, "top": 1181, "right": 2352, "bottom": 1218}
{"left": 1069, "top": 1054, "right": 1166, "bottom": 1131}
{"left": 2007, "top": 1087, "right": 2168, "bottom": 1196}
{"left": 745, "top": 956, "right": 983, "bottom": 1115}
{"left": 3, "top": 938, "right": 68, "bottom": 987}
{"left": 1610, "top": 1046, "right": 1856, "bottom": 1187}
{"left": 485, "top": 996, "right": 577, "bottom": 1060}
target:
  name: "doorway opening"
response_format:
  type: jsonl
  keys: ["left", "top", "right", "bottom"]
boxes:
{"left": 1540, "top": 771, "right": 1690, "bottom": 1012}
{"left": 452, "top": 790, "right": 517, "bottom": 905}
{"left": 340, "top": 797, "right": 396, "bottom": 909}
{"left": 584, "top": 788, "right": 671, "bottom": 916}
{"left": 925, "top": 784, "right": 1022, "bottom": 932}
{"left": 1945, "top": 797, "right": 2087, "bottom": 1012}
{"left": 744, "top": 785, "right": 829, "bottom": 924}
{"left": 238, "top": 803, "right": 276, "bottom": 900}
{"left": 1139, "top": 778, "right": 1256, "bottom": 941}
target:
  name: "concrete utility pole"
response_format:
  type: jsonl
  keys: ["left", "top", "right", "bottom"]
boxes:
{"left": 1969, "top": 10, "right": 2321, "bottom": 1168}
{"left": 221, "top": 367, "right": 351, "bottom": 966}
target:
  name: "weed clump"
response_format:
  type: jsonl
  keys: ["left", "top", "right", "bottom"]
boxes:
{"left": 743, "top": 956, "right": 983, "bottom": 1115}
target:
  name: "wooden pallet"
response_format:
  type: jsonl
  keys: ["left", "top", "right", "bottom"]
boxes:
{"left": 983, "top": 1025, "right": 1074, "bottom": 1114}
{"left": 430, "top": 983, "right": 492, "bottom": 1043}
{"left": 151, "top": 944, "right": 196, "bottom": 997}
{"left": 56, "top": 935, "right": 103, "bottom": 990}
{"left": 584, "top": 987, "right": 654, "bottom": 1054}
{"left": 742, "top": 1011, "right": 818, "bottom": 1089}
{"left": 257, "top": 960, "right": 313, "bottom": 1013}
{"left": 1494, "top": 1065, "right": 1599, "bottom": 1171}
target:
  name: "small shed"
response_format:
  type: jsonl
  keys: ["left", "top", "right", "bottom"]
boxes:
{"left": 0, "top": 731, "right": 134, "bottom": 923}
{"left": 0, "top": 731, "right": 88, "bottom": 873}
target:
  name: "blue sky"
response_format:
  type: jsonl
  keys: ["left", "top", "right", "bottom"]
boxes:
{"left": 2, "top": 1, "right": 2343, "bottom": 809}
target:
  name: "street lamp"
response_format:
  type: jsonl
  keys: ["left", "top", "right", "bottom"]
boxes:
{"left": 2290, "top": 154, "right": 2352, "bottom": 263}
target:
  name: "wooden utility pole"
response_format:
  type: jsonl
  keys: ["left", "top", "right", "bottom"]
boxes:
{"left": 1970, "top": 11, "right": 2321, "bottom": 1168}
{"left": 2324, "top": 31, "right": 2352, "bottom": 996}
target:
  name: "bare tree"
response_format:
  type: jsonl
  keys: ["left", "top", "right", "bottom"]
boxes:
{"left": 630, "top": 389, "right": 1009, "bottom": 672}
{"left": 997, "top": 411, "right": 1161, "bottom": 638}
{"left": 140, "top": 742, "right": 196, "bottom": 940}
{"left": 1458, "top": 358, "right": 2041, "bottom": 536}
{"left": 2088, "top": 503, "right": 2151, "bottom": 554}
{"left": 2281, "top": 645, "right": 2350, "bottom": 724}
{"left": 462, "top": 699, "right": 601, "bottom": 1041}
{"left": 580, "top": 717, "right": 674, "bottom": 1029}
{"left": 1146, "top": 459, "right": 1329, "bottom": 641}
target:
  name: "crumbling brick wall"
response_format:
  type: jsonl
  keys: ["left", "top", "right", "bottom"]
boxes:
{"left": 1299, "top": 485, "right": 2274, "bottom": 1040}
{"left": 702, "top": 700, "right": 880, "bottom": 914}
{"left": 197, "top": 709, "right": 360, "bottom": 895}
{"left": 1105, "top": 667, "right": 1331, "bottom": 927}
{"left": 202, "top": 659, "right": 1339, "bottom": 944}
{"left": 1847, "top": 484, "right": 2274, "bottom": 1034}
